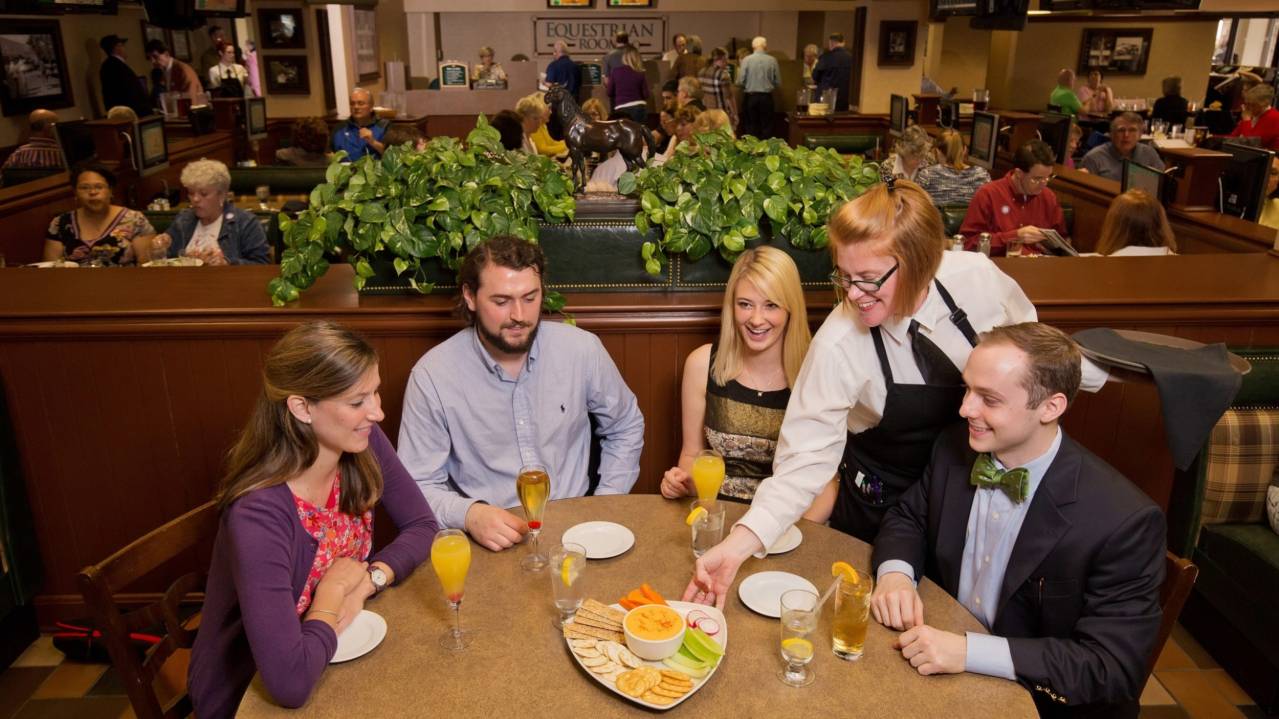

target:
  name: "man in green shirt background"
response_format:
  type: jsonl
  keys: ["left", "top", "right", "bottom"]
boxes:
{"left": 1049, "top": 68, "right": 1082, "bottom": 117}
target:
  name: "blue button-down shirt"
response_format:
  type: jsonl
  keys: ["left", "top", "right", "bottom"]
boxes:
{"left": 878, "top": 428, "right": 1061, "bottom": 681}
{"left": 331, "top": 118, "right": 388, "bottom": 162}
{"left": 397, "top": 321, "right": 645, "bottom": 530}
{"left": 737, "top": 50, "right": 780, "bottom": 94}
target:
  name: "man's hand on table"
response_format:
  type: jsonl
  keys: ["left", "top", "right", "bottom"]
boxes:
{"left": 681, "top": 525, "right": 762, "bottom": 609}
{"left": 463, "top": 503, "right": 529, "bottom": 552}
{"left": 894, "top": 625, "right": 966, "bottom": 675}
{"left": 870, "top": 571, "right": 925, "bottom": 630}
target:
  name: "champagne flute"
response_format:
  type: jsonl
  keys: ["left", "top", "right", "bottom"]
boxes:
{"left": 691, "top": 449, "right": 725, "bottom": 502}
{"left": 517, "top": 463, "right": 550, "bottom": 572}
{"left": 430, "top": 529, "right": 474, "bottom": 650}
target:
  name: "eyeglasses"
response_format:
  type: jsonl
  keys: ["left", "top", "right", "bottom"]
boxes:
{"left": 830, "top": 261, "right": 899, "bottom": 293}
{"left": 1023, "top": 173, "right": 1056, "bottom": 186}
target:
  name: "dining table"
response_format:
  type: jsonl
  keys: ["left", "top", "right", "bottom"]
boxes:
{"left": 236, "top": 494, "right": 1037, "bottom": 718}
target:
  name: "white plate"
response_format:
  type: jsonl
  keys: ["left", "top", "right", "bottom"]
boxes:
{"left": 767, "top": 525, "right": 803, "bottom": 555}
{"left": 142, "top": 257, "right": 204, "bottom": 267}
{"left": 737, "top": 571, "right": 818, "bottom": 618}
{"left": 27, "top": 261, "right": 78, "bottom": 268}
{"left": 330, "top": 610, "right": 387, "bottom": 663}
{"left": 564, "top": 600, "right": 727, "bottom": 711}
{"left": 560, "top": 521, "right": 635, "bottom": 559}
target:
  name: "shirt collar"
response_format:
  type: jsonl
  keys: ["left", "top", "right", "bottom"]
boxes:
{"left": 878, "top": 281, "right": 944, "bottom": 344}
{"left": 991, "top": 426, "right": 1062, "bottom": 502}
{"left": 468, "top": 324, "right": 540, "bottom": 378}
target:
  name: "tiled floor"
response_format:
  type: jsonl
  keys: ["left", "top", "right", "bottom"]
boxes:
{"left": 0, "top": 623, "right": 1266, "bottom": 718}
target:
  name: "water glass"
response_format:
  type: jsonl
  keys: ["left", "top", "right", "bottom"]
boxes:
{"left": 690, "top": 499, "right": 725, "bottom": 558}
{"left": 832, "top": 576, "right": 873, "bottom": 661}
{"left": 549, "top": 542, "right": 587, "bottom": 629}
{"left": 1006, "top": 239, "right": 1025, "bottom": 258}
{"left": 778, "top": 589, "right": 819, "bottom": 687}
{"left": 255, "top": 184, "right": 271, "bottom": 210}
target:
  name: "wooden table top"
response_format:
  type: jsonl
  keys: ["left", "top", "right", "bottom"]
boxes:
{"left": 236, "top": 495, "right": 1036, "bottom": 717}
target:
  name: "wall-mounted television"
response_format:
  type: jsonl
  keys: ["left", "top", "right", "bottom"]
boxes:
{"left": 889, "top": 94, "right": 908, "bottom": 137}
{"left": 135, "top": 115, "right": 169, "bottom": 177}
{"left": 969, "top": 111, "right": 999, "bottom": 171}
{"left": 245, "top": 97, "right": 267, "bottom": 140}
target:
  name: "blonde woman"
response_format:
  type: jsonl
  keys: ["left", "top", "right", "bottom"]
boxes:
{"left": 1094, "top": 189, "right": 1177, "bottom": 256}
{"left": 916, "top": 128, "right": 991, "bottom": 206}
{"left": 660, "top": 247, "right": 831, "bottom": 512}
{"left": 474, "top": 46, "right": 507, "bottom": 83}
{"left": 581, "top": 97, "right": 608, "bottom": 122}
{"left": 691, "top": 108, "right": 734, "bottom": 139}
{"left": 514, "top": 92, "right": 567, "bottom": 158}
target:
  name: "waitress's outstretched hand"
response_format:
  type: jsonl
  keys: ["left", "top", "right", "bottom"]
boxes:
{"left": 682, "top": 526, "right": 764, "bottom": 609}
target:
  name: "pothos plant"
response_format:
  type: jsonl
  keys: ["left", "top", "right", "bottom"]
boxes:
{"left": 269, "top": 116, "right": 577, "bottom": 308}
{"left": 616, "top": 131, "right": 881, "bottom": 276}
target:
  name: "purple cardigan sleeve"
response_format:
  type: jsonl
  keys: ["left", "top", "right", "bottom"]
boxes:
{"left": 367, "top": 424, "right": 438, "bottom": 582}
{"left": 225, "top": 496, "right": 337, "bottom": 708}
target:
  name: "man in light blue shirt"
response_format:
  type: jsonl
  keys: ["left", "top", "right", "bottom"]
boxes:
{"left": 870, "top": 323, "right": 1164, "bottom": 717}
{"left": 398, "top": 236, "right": 645, "bottom": 551}
{"left": 736, "top": 36, "right": 780, "bottom": 140}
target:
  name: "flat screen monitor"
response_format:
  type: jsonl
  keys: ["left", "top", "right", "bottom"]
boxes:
{"left": 52, "top": 120, "right": 97, "bottom": 169}
{"left": 1121, "top": 159, "right": 1165, "bottom": 202}
{"left": 1219, "top": 141, "right": 1274, "bottom": 222}
{"left": 889, "top": 94, "right": 908, "bottom": 137}
{"left": 188, "top": 105, "right": 217, "bottom": 136}
{"left": 1037, "top": 112, "right": 1072, "bottom": 165}
{"left": 245, "top": 97, "right": 267, "bottom": 140}
{"left": 969, "top": 111, "right": 999, "bottom": 171}
{"left": 192, "top": 0, "right": 244, "bottom": 16}
{"left": 135, "top": 115, "right": 169, "bottom": 177}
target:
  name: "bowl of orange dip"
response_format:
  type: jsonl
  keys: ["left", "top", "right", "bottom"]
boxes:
{"left": 623, "top": 604, "right": 685, "bottom": 660}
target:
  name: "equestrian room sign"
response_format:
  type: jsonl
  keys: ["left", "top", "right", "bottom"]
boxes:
{"left": 533, "top": 16, "right": 667, "bottom": 57}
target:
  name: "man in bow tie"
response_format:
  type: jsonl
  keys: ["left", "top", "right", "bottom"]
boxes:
{"left": 870, "top": 322, "right": 1164, "bottom": 718}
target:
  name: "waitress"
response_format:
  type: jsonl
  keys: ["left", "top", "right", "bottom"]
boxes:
{"left": 683, "top": 179, "right": 1108, "bottom": 608}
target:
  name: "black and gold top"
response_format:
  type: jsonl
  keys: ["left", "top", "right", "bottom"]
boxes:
{"left": 703, "top": 348, "right": 790, "bottom": 502}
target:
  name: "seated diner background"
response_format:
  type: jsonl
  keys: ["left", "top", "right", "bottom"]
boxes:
{"left": 960, "top": 139, "right": 1067, "bottom": 256}
{"left": 152, "top": 158, "right": 270, "bottom": 265}
{"left": 188, "top": 321, "right": 437, "bottom": 718}
{"left": 1080, "top": 112, "right": 1165, "bottom": 180}
{"left": 1094, "top": 188, "right": 1177, "bottom": 256}
{"left": 43, "top": 163, "right": 156, "bottom": 266}
{"left": 331, "top": 88, "right": 388, "bottom": 162}
{"left": 489, "top": 110, "right": 526, "bottom": 152}
{"left": 473, "top": 46, "right": 507, "bottom": 84}
{"left": 1230, "top": 84, "right": 1279, "bottom": 151}
{"left": 1, "top": 109, "right": 62, "bottom": 174}
{"left": 1151, "top": 76, "right": 1190, "bottom": 128}
{"left": 516, "top": 92, "right": 567, "bottom": 158}
{"left": 915, "top": 128, "right": 991, "bottom": 207}
{"left": 276, "top": 117, "right": 331, "bottom": 167}
{"left": 1076, "top": 69, "right": 1115, "bottom": 116}
{"left": 881, "top": 124, "right": 935, "bottom": 183}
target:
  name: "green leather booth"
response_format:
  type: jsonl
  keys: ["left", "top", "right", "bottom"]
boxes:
{"left": 938, "top": 204, "right": 1075, "bottom": 239}
{"left": 228, "top": 167, "right": 327, "bottom": 196}
{"left": 802, "top": 134, "right": 881, "bottom": 158}
{"left": 144, "top": 209, "right": 283, "bottom": 262}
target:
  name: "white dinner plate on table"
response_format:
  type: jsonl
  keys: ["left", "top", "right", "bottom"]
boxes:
{"left": 330, "top": 610, "right": 387, "bottom": 663}
{"left": 27, "top": 261, "right": 78, "bottom": 268}
{"left": 767, "top": 525, "right": 803, "bottom": 555}
{"left": 560, "top": 521, "right": 635, "bottom": 559}
{"left": 737, "top": 571, "right": 818, "bottom": 617}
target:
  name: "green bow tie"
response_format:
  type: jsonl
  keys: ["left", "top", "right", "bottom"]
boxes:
{"left": 970, "top": 453, "right": 1029, "bottom": 503}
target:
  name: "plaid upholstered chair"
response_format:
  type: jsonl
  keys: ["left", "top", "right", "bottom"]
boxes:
{"left": 1171, "top": 348, "right": 1279, "bottom": 714}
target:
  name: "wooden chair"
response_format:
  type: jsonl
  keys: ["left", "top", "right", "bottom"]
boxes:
{"left": 77, "top": 501, "right": 218, "bottom": 719}
{"left": 1145, "top": 551, "right": 1199, "bottom": 681}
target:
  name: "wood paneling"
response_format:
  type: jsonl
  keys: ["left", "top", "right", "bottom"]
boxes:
{"left": 4, "top": 256, "right": 1279, "bottom": 625}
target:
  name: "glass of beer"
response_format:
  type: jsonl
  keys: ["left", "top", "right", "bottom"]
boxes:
{"left": 517, "top": 463, "right": 551, "bottom": 572}
{"left": 831, "top": 575, "right": 873, "bottom": 661}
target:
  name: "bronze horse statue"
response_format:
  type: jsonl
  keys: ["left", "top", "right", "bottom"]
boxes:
{"left": 544, "top": 85, "right": 656, "bottom": 191}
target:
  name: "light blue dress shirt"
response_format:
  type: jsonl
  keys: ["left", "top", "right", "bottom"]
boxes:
{"left": 397, "top": 321, "right": 645, "bottom": 529}
{"left": 736, "top": 50, "right": 780, "bottom": 94}
{"left": 877, "top": 428, "right": 1061, "bottom": 681}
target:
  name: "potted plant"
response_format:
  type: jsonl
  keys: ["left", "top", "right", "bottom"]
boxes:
{"left": 617, "top": 131, "right": 880, "bottom": 280}
{"left": 269, "top": 117, "right": 577, "bottom": 306}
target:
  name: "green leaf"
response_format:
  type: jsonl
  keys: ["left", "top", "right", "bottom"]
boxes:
{"left": 617, "top": 172, "right": 637, "bottom": 196}
{"left": 765, "top": 155, "right": 780, "bottom": 173}
{"left": 635, "top": 211, "right": 649, "bottom": 236}
{"left": 427, "top": 196, "right": 450, "bottom": 212}
{"left": 393, "top": 257, "right": 409, "bottom": 275}
{"left": 355, "top": 258, "right": 375, "bottom": 278}
{"left": 358, "top": 202, "right": 387, "bottom": 223}
{"left": 763, "top": 196, "right": 789, "bottom": 224}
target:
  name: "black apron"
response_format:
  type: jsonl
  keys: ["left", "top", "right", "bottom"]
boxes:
{"left": 830, "top": 280, "right": 979, "bottom": 543}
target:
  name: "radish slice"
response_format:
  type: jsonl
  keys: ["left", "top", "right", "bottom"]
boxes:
{"left": 686, "top": 610, "right": 709, "bottom": 628}
{"left": 697, "top": 617, "right": 721, "bottom": 636}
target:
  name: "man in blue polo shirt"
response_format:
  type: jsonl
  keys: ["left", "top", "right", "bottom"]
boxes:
{"left": 331, "top": 87, "right": 388, "bottom": 162}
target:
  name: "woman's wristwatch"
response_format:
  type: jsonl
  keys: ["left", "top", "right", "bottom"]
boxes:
{"left": 369, "top": 566, "right": 389, "bottom": 594}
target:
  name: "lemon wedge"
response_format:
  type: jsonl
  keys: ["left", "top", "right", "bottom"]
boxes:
{"left": 831, "top": 561, "right": 860, "bottom": 585}
{"left": 781, "top": 637, "right": 814, "bottom": 660}
{"left": 560, "top": 556, "right": 580, "bottom": 587}
{"left": 685, "top": 505, "right": 709, "bottom": 526}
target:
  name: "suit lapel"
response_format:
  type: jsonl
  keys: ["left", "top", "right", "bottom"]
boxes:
{"left": 995, "top": 436, "right": 1081, "bottom": 616}
{"left": 936, "top": 449, "right": 977, "bottom": 594}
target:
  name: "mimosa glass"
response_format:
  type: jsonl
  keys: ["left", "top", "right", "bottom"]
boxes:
{"left": 517, "top": 463, "right": 551, "bottom": 571}
{"left": 779, "top": 589, "right": 818, "bottom": 687}
{"left": 691, "top": 449, "right": 725, "bottom": 501}
{"left": 430, "top": 529, "right": 474, "bottom": 650}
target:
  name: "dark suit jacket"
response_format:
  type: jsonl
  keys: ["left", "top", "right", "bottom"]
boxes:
{"left": 812, "top": 46, "right": 853, "bottom": 111}
{"left": 99, "top": 55, "right": 151, "bottom": 118}
{"left": 872, "top": 425, "right": 1165, "bottom": 719}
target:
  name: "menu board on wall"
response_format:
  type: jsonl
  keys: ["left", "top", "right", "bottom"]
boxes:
{"left": 439, "top": 62, "right": 470, "bottom": 89}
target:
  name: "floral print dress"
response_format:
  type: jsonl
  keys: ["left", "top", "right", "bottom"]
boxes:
{"left": 292, "top": 475, "right": 374, "bottom": 616}
{"left": 45, "top": 208, "right": 155, "bottom": 266}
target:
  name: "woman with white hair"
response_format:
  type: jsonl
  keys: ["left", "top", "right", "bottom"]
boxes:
{"left": 153, "top": 158, "right": 270, "bottom": 265}
{"left": 881, "top": 124, "right": 934, "bottom": 182}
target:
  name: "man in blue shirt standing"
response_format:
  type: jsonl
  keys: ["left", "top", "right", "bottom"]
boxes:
{"left": 331, "top": 87, "right": 388, "bottom": 162}
{"left": 870, "top": 322, "right": 1163, "bottom": 718}
{"left": 736, "top": 36, "right": 780, "bottom": 140}
{"left": 398, "top": 235, "right": 645, "bottom": 552}
{"left": 812, "top": 32, "right": 853, "bottom": 112}
{"left": 544, "top": 40, "right": 581, "bottom": 100}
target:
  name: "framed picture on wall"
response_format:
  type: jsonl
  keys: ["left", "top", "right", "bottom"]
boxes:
{"left": 263, "top": 54, "right": 310, "bottom": 95}
{"left": 547, "top": 0, "right": 593, "bottom": 6}
{"left": 0, "top": 19, "right": 75, "bottom": 116}
{"left": 168, "top": 29, "right": 191, "bottom": 61}
{"left": 258, "top": 9, "right": 305, "bottom": 50}
{"left": 877, "top": 20, "right": 916, "bottom": 67}
{"left": 140, "top": 22, "right": 167, "bottom": 46}
{"left": 354, "top": 8, "right": 379, "bottom": 82}
{"left": 1077, "top": 28, "right": 1152, "bottom": 76}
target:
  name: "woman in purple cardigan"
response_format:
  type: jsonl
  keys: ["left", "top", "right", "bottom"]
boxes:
{"left": 188, "top": 321, "right": 437, "bottom": 718}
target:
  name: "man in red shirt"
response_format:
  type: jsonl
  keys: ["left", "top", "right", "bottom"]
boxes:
{"left": 959, "top": 139, "right": 1067, "bottom": 256}
{"left": 1229, "top": 84, "right": 1279, "bottom": 151}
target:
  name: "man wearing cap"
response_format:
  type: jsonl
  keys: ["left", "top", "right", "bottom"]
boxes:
{"left": 99, "top": 35, "right": 152, "bottom": 118}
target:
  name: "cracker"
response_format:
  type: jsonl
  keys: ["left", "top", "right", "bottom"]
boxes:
{"left": 659, "top": 669, "right": 692, "bottom": 684}
{"left": 641, "top": 690, "right": 675, "bottom": 706}
{"left": 581, "top": 599, "right": 626, "bottom": 624}
{"left": 579, "top": 654, "right": 609, "bottom": 667}
{"left": 572, "top": 614, "right": 623, "bottom": 632}
{"left": 572, "top": 646, "right": 602, "bottom": 659}
{"left": 617, "top": 646, "right": 642, "bottom": 669}
{"left": 569, "top": 639, "right": 598, "bottom": 650}
{"left": 651, "top": 685, "right": 687, "bottom": 698}
{"left": 616, "top": 672, "right": 646, "bottom": 698}
{"left": 563, "top": 624, "right": 625, "bottom": 643}
{"left": 589, "top": 660, "right": 618, "bottom": 674}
